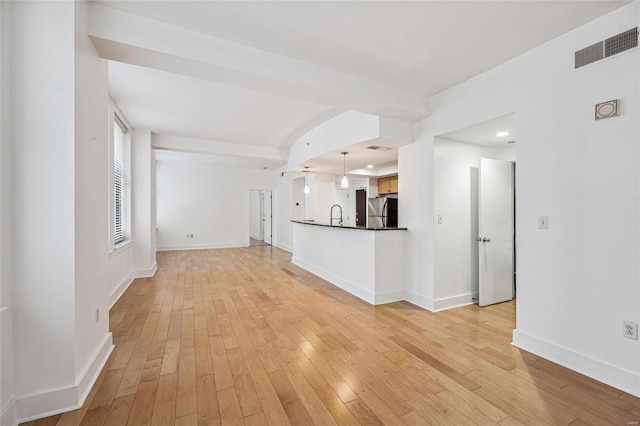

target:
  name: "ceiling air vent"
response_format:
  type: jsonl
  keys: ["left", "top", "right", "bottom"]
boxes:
{"left": 366, "top": 145, "right": 392, "bottom": 151}
{"left": 575, "top": 27, "right": 638, "bottom": 69}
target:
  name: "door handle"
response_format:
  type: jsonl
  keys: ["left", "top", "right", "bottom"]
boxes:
{"left": 482, "top": 237, "right": 491, "bottom": 243}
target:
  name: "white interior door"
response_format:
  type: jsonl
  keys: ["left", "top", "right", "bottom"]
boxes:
{"left": 262, "top": 191, "right": 272, "bottom": 245}
{"left": 479, "top": 158, "right": 514, "bottom": 306}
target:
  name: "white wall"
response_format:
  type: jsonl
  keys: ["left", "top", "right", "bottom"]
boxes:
{"left": 249, "top": 190, "right": 262, "bottom": 240}
{"left": 73, "top": 0, "right": 112, "bottom": 389}
{"left": 156, "top": 161, "right": 276, "bottom": 250}
{"left": 106, "top": 102, "right": 135, "bottom": 307}
{"left": 12, "top": 1, "right": 78, "bottom": 399}
{"left": 132, "top": 130, "right": 157, "bottom": 275}
{"left": 433, "top": 137, "right": 514, "bottom": 306}
{"left": 4, "top": 3, "right": 130, "bottom": 422}
{"left": 288, "top": 112, "right": 380, "bottom": 169}
{"left": 0, "top": 1, "right": 14, "bottom": 422}
{"left": 309, "top": 173, "right": 340, "bottom": 224}
{"left": 401, "top": 3, "right": 640, "bottom": 396}
{"left": 273, "top": 167, "right": 297, "bottom": 252}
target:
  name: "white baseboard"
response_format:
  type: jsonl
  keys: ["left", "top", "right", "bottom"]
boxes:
{"left": 109, "top": 263, "right": 158, "bottom": 309}
{"left": 374, "top": 290, "right": 405, "bottom": 305}
{"left": 16, "top": 333, "right": 114, "bottom": 423}
{"left": 513, "top": 329, "right": 640, "bottom": 398}
{"left": 404, "top": 290, "right": 435, "bottom": 312}
{"left": 292, "top": 257, "right": 376, "bottom": 304}
{"left": 76, "top": 333, "right": 114, "bottom": 408}
{"left": 1, "top": 398, "right": 17, "bottom": 426}
{"left": 109, "top": 276, "right": 134, "bottom": 309}
{"left": 133, "top": 261, "right": 158, "bottom": 278}
{"left": 157, "top": 242, "right": 247, "bottom": 251}
{"left": 432, "top": 292, "right": 478, "bottom": 312}
{"left": 274, "top": 242, "right": 292, "bottom": 253}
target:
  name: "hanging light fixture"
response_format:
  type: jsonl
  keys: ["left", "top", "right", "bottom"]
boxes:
{"left": 341, "top": 152, "right": 348, "bottom": 188}
{"left": 303, "top": 166, "right": 310, "bottom": 194}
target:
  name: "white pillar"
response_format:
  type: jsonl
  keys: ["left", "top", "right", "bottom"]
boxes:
{"left": 132, "top": 130, "right": 157, "bottom": 276}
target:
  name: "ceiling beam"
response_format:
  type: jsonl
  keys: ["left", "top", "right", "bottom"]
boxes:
{"left": 151, "top": 134, "right": 285, "bottom": 162}
{"left": 88, "top": 3, "right": 429, "bottom": 122}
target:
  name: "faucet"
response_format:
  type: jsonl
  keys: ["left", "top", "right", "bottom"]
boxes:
{"left": 330, "top": 204, "right": 343, "bottom": 226}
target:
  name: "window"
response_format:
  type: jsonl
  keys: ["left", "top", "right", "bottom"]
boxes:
{"left": 113, "top": 114, "right": 128, "bottom": 245}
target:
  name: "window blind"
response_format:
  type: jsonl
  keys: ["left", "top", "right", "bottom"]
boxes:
{"left": 113, "top": 117, "right": 126, "bottom": 245}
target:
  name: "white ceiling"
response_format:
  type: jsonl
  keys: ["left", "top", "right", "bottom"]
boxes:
{"left": 93, "top": 1, "right": 629, "bottom": 168}
{"left": 292, "top": 138, "right": 401, "bottom": 177}
{"left": 440, "top": 113, "right": 516, "bottom": 148}
{"left": 108, "top": 61, "right": 333, "bottom": 147}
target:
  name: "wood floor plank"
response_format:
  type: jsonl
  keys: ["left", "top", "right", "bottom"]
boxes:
{"left": 151, "top": 372, "right": 177, "bottom": 426}
{"left": 195, "top": 374, "right": 221, "bottom": 426}
{"left": 267, "top": 369, "right": 314, "bottom": 425}
{"left": 24, "top": 247, "right": 640, "bottom": 426}
{"left": 127, "top": 380, "right": 158, "bottom": 426}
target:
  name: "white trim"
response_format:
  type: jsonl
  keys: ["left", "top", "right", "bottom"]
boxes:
{"left": 75, "top": 334, "right": 114, "bottom": 408}
{"left": 374, "top": 290, "right": 405, "bottom": 305}
{"left": 109, "top": 276, "right": 134, "bottom": 309}
{"left": 16, "top": 333, "right": 114, "bottom": 423}
{"left": 292, "top": 256, "right": 376, "bottom": 304}
{"left": 432, "top": 292, "right": 479, "bottom": 312}
{"left": 1, "top": 398, "right": 17, "bottom": 426}
{"left": 404, "top": 290, "right": 435, "bottom": 312}
{"left": 274, "top": 242, "right": 292, "bottom": 253}
{"left": 133, "top": 261, "right": 158, "bottom": 278}
{"left": 111, "top": 239, "right": 133, "bottom": 255}
{"left": 109, "top": 262, "right": 157, "bottom": 309}
{"left": 157, "top": 242, "right": 247, "bottom": 251}
{"left": 512, "top": 329, "right": 640, "bottom": 398}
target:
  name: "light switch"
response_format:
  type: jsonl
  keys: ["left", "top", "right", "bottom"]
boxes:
{"left": 538, "top": 216, "right": 549, "bottom": 229}
{"left": 437, "top": 214, "right": 443, "bottom": 224}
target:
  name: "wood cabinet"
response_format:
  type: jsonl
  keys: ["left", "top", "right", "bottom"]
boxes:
{"left": 378, "top": 175, "right": 398, "bottom": 195}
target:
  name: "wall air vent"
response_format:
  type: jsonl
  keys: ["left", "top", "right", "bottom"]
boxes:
{"left": 575, "top": 27, "right": 638, "bottom": 69}
{"left": 605, "top": 28, "right": 638, "bottom": 57}
{"left": 366, "top": 145, "right": 392, "bottom": 151}
{"left": 575, "top": 42, "right": 604, "bottom": 68}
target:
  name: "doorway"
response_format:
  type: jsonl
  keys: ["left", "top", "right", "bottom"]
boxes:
{"left": 249, "top": 189, "right": 272, "bottom": 247}
{"left": 434, "top": 113, "right": 516, "bottom": 308}
{"left": 355, "top": 189, "right": 366, "bottom": 227}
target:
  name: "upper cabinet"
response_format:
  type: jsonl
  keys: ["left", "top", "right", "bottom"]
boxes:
{"left": 378, "top": 175, "right": 398, "bottom": 195}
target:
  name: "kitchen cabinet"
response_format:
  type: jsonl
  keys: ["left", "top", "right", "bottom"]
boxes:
{"left": 378, "top": 175, "right": 398, "bottom": 195}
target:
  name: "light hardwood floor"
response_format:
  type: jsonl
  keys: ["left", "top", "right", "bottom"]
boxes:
{"left": 24, "top": 246, "right": 640, "bottom": 425}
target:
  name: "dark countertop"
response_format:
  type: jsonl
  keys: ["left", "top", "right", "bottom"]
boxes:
{"left": 291, "top": 220, "right": 407, "bottom": 231}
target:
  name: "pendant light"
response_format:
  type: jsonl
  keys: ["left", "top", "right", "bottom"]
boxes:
{"left": 341, "top": 152, "right": 348, "bottom": 188}
{"left": 303, "top": 166, "right": 310, "bottom": 194}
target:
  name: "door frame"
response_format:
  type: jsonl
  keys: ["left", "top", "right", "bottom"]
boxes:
{"left": 248, "top": 188, "right": 273, "bottom": 247}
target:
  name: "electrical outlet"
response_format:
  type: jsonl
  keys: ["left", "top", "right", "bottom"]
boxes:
{"left": 538, "top": 216, "right": 549, "bottom": 229}
{"left": 623, "top": 321, "right": 638, "bottom": 340}
{"left": 95, "top": 308, "right": 100, "bottom": 323}
{"left": 437, "top": 214, "right": 443, "bottom": 224}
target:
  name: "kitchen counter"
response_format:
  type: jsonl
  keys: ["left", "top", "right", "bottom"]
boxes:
{"left": 291, "top": 221, "right": 405, "bottom": 305}
{"left": 291, "top": 219, "right": 407, "bottom": 231}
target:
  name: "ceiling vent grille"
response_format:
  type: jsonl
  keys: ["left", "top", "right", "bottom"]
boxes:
{"left": 366, "top": 145, "right": 391, "bottom": 151}
{"left": 575, "top": 27, "right": 637, "bottom": 69}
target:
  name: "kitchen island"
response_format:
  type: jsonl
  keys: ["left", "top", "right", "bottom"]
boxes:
{"left": 291, "top": 220, "right": 407, "bottom": 305}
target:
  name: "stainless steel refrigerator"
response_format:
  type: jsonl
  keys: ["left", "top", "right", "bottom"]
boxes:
{"left": 367, "top": 197, "right": 398, "bottom": 228}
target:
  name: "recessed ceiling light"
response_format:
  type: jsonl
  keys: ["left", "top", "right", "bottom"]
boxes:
{"left": 496, "top": 131, "right": 510, "bottom": 137}
{"left": 367, "top": 165, "right": 374, "bottom": 169}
